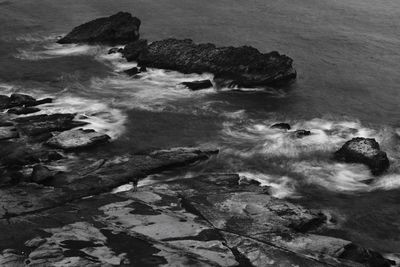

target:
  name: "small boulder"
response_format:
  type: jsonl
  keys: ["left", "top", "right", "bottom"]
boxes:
{"left": 334, "top": 137, "right": 389, "bottom": 175}
{"left": 58, "top": 12, "right": 141, "bottom": 45}
{"left": 181, "top": 80, "right": 213, "bottom": 91}
{"left": 139, "top": 66, "right": 147, "bottom": 72}
{"left": 31, "top": 165, "right": 53, "bottom": 184}
{"left": 8, "top": 107, "right": 40, "bottom": 115}
{"left": 108, "top": 47, "right": 123, "bottom": 54}
{"left": 46, "top": 129, "right": 110, "bottom": 150}
{"left": 124, "top": 67, "right": 139, "bottom": 76}
{"left": 293, "top": 130, "right": 311, "bottom": 138}
{"left": 271, "top": 123, "right": 291, "bottom": 130}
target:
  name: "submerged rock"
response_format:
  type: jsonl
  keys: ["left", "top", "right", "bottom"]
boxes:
{"left": 334, "top": 137, "right": 390, "bottom": 175}
{"left": 58, "top": 12, "right": 141, "bottom": 45}
{"left": 181, "top": 80, "right": 213, "bottom": 91}
{"left": 271, "top": 122, "right": 291, "bottom": 130}
{"left": 46, "top": 128, "right": 110, "bottom": 150}
{"left": 132, "top": 38, "right": 296, "bottom": 87}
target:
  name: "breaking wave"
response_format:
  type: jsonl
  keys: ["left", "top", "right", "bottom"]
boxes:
{"left": 221, "top": 117, "right": 400, "bottom": 196}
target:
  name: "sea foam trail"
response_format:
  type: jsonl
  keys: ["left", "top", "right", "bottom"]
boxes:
{"left": 221, "top": 118, "right": 400, "bottom": 196}
{"left": 0, "top": 83, "right": 126, "bottom": 139}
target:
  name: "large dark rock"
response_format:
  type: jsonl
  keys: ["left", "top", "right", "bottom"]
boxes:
{"left": 58, "top": 12, "right": 141, "bottom": 45}
{"left": 131, "top": 38, "right": 296, "bottom": 87}
{"left": 122, "top": 39, "right": 148, "bottom": 61}
{"left": 8, "top": 94, "right": 36, "bottom": 107}
{"left": 14, "top": 113, "right": 87, "bottom": 136}
{"left": 0, "top": 95, "right": 52, "bottom": 110}
{"left": 181, "top": 80, "right": 213, "bottom": 91}
{"left": 334, "top": 137, "right": 390, "bottom": 175}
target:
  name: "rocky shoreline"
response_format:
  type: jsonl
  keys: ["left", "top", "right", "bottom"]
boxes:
{"left": 0, "top": 11, "right": 396, "bottom": 267}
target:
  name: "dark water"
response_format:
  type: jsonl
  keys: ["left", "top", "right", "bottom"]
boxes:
{"left": 1, "top": 0, "right": 400, "bottom": 258}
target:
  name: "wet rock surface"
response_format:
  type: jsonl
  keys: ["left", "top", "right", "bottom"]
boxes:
{"left": 46, "top": 128, "right": 110, "bottom": 150}
{"left": 334, "top": 137, "right": 390, "bottom": 175}
{"left": 58, "top": 12, "right": 141, "bottom": 45}
{"left": 122, "top": 38, "right": 296, "bottom": 87}
{"left": 0, "top": 174, "right": 393, "bottom": 266}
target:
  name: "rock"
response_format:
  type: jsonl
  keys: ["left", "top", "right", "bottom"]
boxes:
{"left": 135, "top": 38, "right": 296, "bottom": 87}
{"left": 7, "top": 107, "right": 40, "bottom": 115}
{"left": 0, "top": 126, "right": 19, "bottom": 140}
{"left": 334, "top": 137, "right": 390, "bottom": 175}
{"left": 0, "top": 172, "right": 392, "bottom": 267}
{"left": 139, "top": 66, "right": 147, "bottom": 72}
{"left": 9, "top": 93, "right": 37, "bottom": 107}
{"left": 58, "top": 12, "right": 141, "bottom": 45}
{"left": 108, "top": 47, "right": 123, "bottom": 54}
{"left": 30, "top": 98, "right": 53, "bottom": 106}
{"left": 181, "top": 80, "right": 213, "bottom": 91}
{"left": 0, "top": 142, "right": 40, "bottom": 167}
{"left": 46, "top": 129, "right": 110, "bottom": 150}
{"left": 122, "top": 39, "right": 148, "bottom": 61}
{"left": 14, "top": 113, "right": 87, "bottom": 136}
{"left": 271, "top": 122, "right": 291, "bottom": 130}
{"left": 124, "top": 67, "right": 139, "bottom": 76}
{"left": 0, "top": 95, "right": 10, "bottom": 109}
{"left": 293, "top": 129, "right": 311, "bottom": 138}
{"left": 31, "top": 165, "right": 53, "bottom": 184}
{"left": 338, "top": 243, "right": 395, "bottom": 267}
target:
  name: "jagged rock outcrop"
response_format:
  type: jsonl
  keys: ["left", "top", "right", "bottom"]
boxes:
{"left": 334, "top": 137, "right": 390, "bottom": 175}
{"left": 58, "top": 12, "right": 141, "bottom": 45}
{"left": 123, "top": 38, "right": 296, "bottom": 87}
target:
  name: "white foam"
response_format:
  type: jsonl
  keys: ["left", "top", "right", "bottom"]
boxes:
{"left": 15, "top": 43, "right": 106, "bottom": 61}
{"left": 221, "top": 118, "right": 378, "bottom": 158}
{"left": 34, "top": 95, "right": 126, "bottom": 139}
{"left": 221, "top": 117, "right": 400, "bottom": 194}
{"left": 89, "top": 69, "right": 215, "bottom": 112}
{"left": 238, "top": 172, "right": 298, "bottom": 198}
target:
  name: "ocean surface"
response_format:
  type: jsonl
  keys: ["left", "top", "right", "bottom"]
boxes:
{"left": 1, "top": 0, "right": 400, "bottom": 257}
